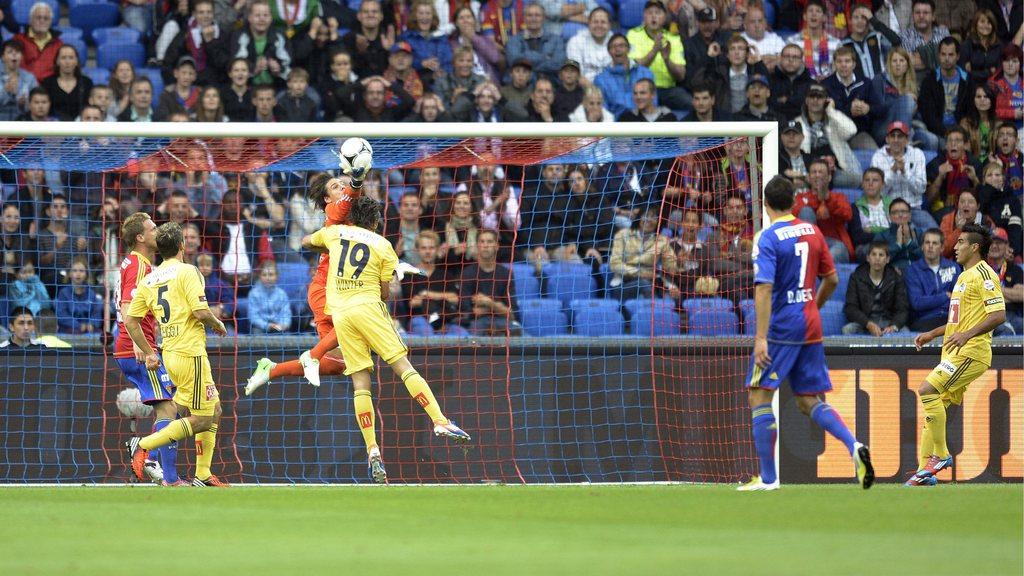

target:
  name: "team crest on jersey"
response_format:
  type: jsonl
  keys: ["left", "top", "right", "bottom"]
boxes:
{"left": 955, "top": 283, "right": 967, "bottom": 293}
{"left": 983, "top": 279, "right": 996, "bottom": 291}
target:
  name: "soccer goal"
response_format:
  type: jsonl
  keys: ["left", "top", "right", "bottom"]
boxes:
{"left": 0, "top": 121, "right": 778, "bottom": 484}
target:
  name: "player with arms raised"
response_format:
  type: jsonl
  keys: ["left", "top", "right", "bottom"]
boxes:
{"left": 114, "top": 212, "right": 184, "bottom": 486}
{"left": 124, "top": 222, "right": 231, "bottom": 487}
{"left": 302, "top": 196, "right": 470, "bottom": 483}
{"left": 908, "top": 224, "right": 1005, "bottom": 486}
{"left": 741, "top": 176, "right": 874, "bottom": 491}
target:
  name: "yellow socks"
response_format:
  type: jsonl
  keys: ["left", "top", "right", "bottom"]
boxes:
{"left": 921, "top": 393, "right": 949, "bottom": 459}
{"left": 140, "top": 419, "right": 193, "bottom": 451}
{"left": 354, "top": 390, "right": 377, "bottom": 452}
{"left": 194, "top": 424, "right": 217, "bottom": 480}
{"left": 918, "top": 426, "right": 933, "bottom": 470}
{"left": 400, "top": 369, "right": 445, "bottom": 424}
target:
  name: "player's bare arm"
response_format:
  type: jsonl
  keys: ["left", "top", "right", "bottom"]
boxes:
{"left": 193, "top": 308, "right": 228, "bottom": 336}
{"left": 752, "top": 282, "right": 772, "bottom": 368}
{"left": 119, "top": 301, "right": 146, "bottom": 362}
{"left": 380, "top": 279, "right": 391, "bottom": 301}
{"left": 124, "top": 314, "right": 159, "bottom": 369}
{"left": 943, "top": 309, "right": 1006, "bottom": 354}
{"left": 816, "top": 272, "right": 838, "bottom": 309}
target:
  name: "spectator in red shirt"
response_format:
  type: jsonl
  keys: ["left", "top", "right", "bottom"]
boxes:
{"left": 792, "top": 157, "right": 854, "bottom": 262}
{"left": 13, "top": 3, "right": 62, "bottom": 83}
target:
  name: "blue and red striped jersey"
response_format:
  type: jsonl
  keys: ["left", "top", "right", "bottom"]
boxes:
{"left": 752, "top": 215, "right": 835, "bottom": 344}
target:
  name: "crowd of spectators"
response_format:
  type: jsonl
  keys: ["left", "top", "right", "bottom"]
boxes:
{"left": 0, "top": 0, "right": 1019, "bottom": 338}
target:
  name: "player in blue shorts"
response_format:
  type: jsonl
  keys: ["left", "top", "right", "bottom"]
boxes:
{"left": 740, "top": 176, "right": 874, "bottom": 491}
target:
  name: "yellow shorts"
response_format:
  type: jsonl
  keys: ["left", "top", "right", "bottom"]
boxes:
{"left": 334, "top": 302, "right": 408, "bottom": 376}
{"left": 924, "top": 355, "right": 989, "bottom": 406}
{"left": 163, "top": 352, "right": 219, "bottom": 416}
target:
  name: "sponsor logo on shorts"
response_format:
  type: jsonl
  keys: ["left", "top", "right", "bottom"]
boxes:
{"left": 160, "top": 373, "right": 171, "bottom": 383}
{"left": 414, "top": 392, "right": 430, "bottom": 407}
{"left": 205, "top": 384, "right": 216, "bottom": 401}
{"left": 358, "top": 411, "right": 373, "bottom": 429}
{"left": 939, "top": 360, "right": 957, "bottom": 375}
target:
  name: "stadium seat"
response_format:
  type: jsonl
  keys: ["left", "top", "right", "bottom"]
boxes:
{"left": 681, "top": 297, "right": 733, "bottom": 314}
{"left": 409, "top": 316, "right": 436, "bottom": 337}
{"left": 98, "top": 42, "right": 145, "bottom": 69}
{"left": 234, "top": 298, "right": 250, "bottom": 334}
{"left": 629, "top": 305, "right": 681, "bottom": 336}
{"left": 561, "top": 22, "right": 586, "bottom": 42}
{"left": 543, "top": 262, "right": 597, "bottom": 306}
{"left": 687, "top": 310, "right": 740, "bottom": 336}
{"left": 511, "top": 263, "right": 541, "bottom": 302}
{"left": 82, "top": 67, "right": 110, "bottom": 85}
{"left": 836, "top": 187, "right": 861, "bottom": 205}
{"left": 520, "top": 298, "right": 569, "bottom": 336}
{"left": 820, "top": 300, "right": 846, "bottom": 336}
{"left": 276, "top": 261, "right": 310, "bottom": 303}
{"left": 922, "top": 150, "right": 937, "bottom": 164}
{"left": 92, "top": 26, "right": 142, "bottom": 47}
{"left": 622, "top": 297, "right": 674, "bottom": 317}
{"left": 135, "top": 67, "right": 164, "bottom": 96}
{"left": 69, "top": 3, "right": 120, "bottom": 44}
{"left": 569, "top": 298, "right": 620, "bottom": 330}
{"left": 13, "top": 0, "right": 58, "bottom": 26}
{"left": 55, "top": 27, "right": 84, "bottom": 42}
{"left": 854, "top": 149, "right": 875, "bottom": 173}
{"left": 739, "top": 299, "right": 756, "bottom": 335}
{"left": 571, "top": 303, "right": 624, "bottom": 336}
{"left": 618, "top": 0, "right": 645, "bottom": 29}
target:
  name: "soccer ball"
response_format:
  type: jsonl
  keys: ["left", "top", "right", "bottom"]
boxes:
{"left": 339, "top": 137, "right": 373, "bottom": 177}
{"left": 115, "top": 387, "right": 153, "bottom": 418}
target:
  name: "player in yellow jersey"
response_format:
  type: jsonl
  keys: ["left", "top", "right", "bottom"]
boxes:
{"left": 123, "top": 222, "right": 232, "bottom": 487}
{"left": 302, "top": 196, "right": 470, "bottom": 484}
{"left": 908, "top": 223, "right": 1006, "bottom": 486}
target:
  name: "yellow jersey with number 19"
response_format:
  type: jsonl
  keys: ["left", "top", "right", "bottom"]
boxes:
{"left": 309, "top": 224, "right": 398, "bottom": 316}
{"left": 126, "top": 258, "right": 210, "bottom": 357}
{"left": 944, "top": 260, "right": 1004, "bottom": 366}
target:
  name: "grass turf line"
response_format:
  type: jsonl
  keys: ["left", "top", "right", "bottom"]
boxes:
{"left": 0, "top": 484, "right": 1019, "bottom": 576}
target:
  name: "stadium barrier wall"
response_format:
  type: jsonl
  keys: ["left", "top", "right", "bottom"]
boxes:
{"left": 0, "top": 340, "right": 1018, "bottom": 484}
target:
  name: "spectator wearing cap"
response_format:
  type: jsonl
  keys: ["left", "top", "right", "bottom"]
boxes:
{"left": 13, "top": 2, "right": 62, "bottom": 83}
{"left": 780, "top": 120, "right": 813, "bottom": 191}
{"left": 904, "top": 228, "right": 961, "bottom": 331}
{"left": 338, "top": 0, "right": 393, "bottom": 80}
{"left": 734, "top": 73, "right": 779, "bottom": 123}
{"left": 792, "top": 157, "right": 855, "bottom": 263}
{"left": 480, "top": 0, "right": 527, "bottom": 48}
{"left": 693, "top": 33, "right": 769, "bottom": 115}
{"left": 593, "top": 33, "right": 656, "bottom": 117}
{"left": 155, "top": 56, "right": 200, "bottom": 121}
{"left": 925, "top": 126, "right": 978, "bottom": 216}
{"left": 566, "top": 7, "right": 613, "bottom": 82}
{"left": 769, "top": 43, "right": 813, "bottom": 121}
{"left": 433, "top": 45, "right": 487, "bottom": 109}
{"left": 161, "top": 0, "right": 223, "bottom": 87}
{"left": 939, "top": 189, "right": 995, "bottom": 257}
{"left": 400, "top": 0, "right": 453, "bottom": 89}
{"left": 786, "top": 0, "right": 841, "bottom": 79}
{"left": 986, "top": 226, "right": 1024, "bottom": 334}
{"left": 822, "top": 45, "right": 882, "bottom": 150}
{"left": 383, "top": 41, "right": 425, "bottom": 101}
{"left": 741, "top": 6, "right": 785, "bottom": 71}
{"left": 840, "top": 3, "right": 898, "bottom": 82}
{"left": 500, "top": 58, "right": 533, "bottom": 108}
{"left": 0, "top": 40, "right": 38, "bottom": 121}
{"left": 918, "top": 37, "right": 969, "bottom": 149}
{"left": 794, "top": 82, "right": 862, "bottom": 188}
{"left": 504, "top": 3, "right": 565, "bottom": 81}
{"left": 871, "top": 120, "right": 936, "bottom": 231}
{"left": 553, "top": 59, "right": 584, "bottom": 118}
{"left": 209, "top": 0, "right": 292, "bottom": 88}
{"left": 977, "top": 161, "right": 1023, "bottom": 258}
{"left": 627, "top": 0, "right": 689, "bottom": 112}
{"left": 449, "top": 5, "right": 503, "bottom": 85}
{"left": 900, "top": 0, "right": 951, "bottom": 82}
{"left": 683, "top": 7, "right": 729, "bottom": 90}
{"left": 618, "top": 78, "right": 675, "bottom": 122}
{"left": 990, "top": 43, "right": 1024, "bottom": 132}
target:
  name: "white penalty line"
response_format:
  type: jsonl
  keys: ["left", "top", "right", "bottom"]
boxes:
{"left": 0, "top": 481, "right": 701, "bottom": 488}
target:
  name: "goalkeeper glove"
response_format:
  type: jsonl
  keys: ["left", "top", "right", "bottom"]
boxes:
{"left": 394, "top": 261, "right": 424, "bottom": 281}
{"left": 339, "top": 152, "right": 372, "bottom": 188}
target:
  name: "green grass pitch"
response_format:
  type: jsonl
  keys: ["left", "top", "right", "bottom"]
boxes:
{"left": 0, "top": 484, "right": 1020, "bottom": 575}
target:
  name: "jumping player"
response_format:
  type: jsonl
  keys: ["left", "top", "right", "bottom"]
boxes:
{"left": 114, "top": 212, "right": 185, "bottom": 486}
{"left": 740, "top": 176, "right": 874, "bottom": 491}
{"left": 908, "top": 224, "right": 1005, "bottom": 486}
{"left": 125, "top": 222, "right": 231, "bottom": 487}
{"left": 302, "top": 196, "right": 470, "bottom": 483}
{"left": 244, "top": 172, "right": 354, "bottom": 394}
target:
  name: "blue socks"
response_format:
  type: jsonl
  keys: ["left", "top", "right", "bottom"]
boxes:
{"left": 810, "top": 402, "right": 857, "bottom": 455}
{"left": 751, "top": 404, "right": 777, "bottom": 484}
{"left": 152, "top": 418, "right": 179, "bottom": 483}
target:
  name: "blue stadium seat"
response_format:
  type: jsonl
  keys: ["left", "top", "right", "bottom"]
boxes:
{"left": 511, "top": 263, "right": 541, "bottom": 303}
{"left": 135, "top": 67, "right": 164, "bottom": 96}
{"left": 836, "top": 187, "right": 861, "bottom": 205}
{"left": 835, "top": 263, "right": 857, "bottom": 300}
{"left": 922, "top": 150, "right": 937, "bottom": 164}
{"left": 854, "top": 149, "right": 875, "bottom": 173}
{"left": 67, "top": 0, "right": 113, "bottom": 8}
{"left": 739, "top": 298, "right": 756, "bottom": 335}
{"left": 618, "top": 0, "right": 645, "bottom": 29}
{"left": 629, "top": 305, "right": 681, "bottom": 336}
{"left": 13, "top": 0, "right": 58, "bottom": 26}
{"left": 622, "top": 298, "right": 674, "bottom": 319}
{"left": 234, "top": 298, "right": 250, "bottom": 334}
{"left": 408, "top": 316, "right": 436, "bottom": 337}
{"left": 687, "top": 310, "right": 740, "bottom": 336}
{"left": 561, "top": 22, "right": 586, "bottom": 42}
{"left": 69, "top": 3, "right": 120, "bottom": 44}
{"left": 82, "top": 66, "right": 110, "bottom": 85}
{"left": 820, "top": 300, "right": 846, "bottom": 336}
{"left": 543, "top": 262, "right": 597, "bottom": 306}
{"left": 520, "top": 298, "right": 569, "bottom": 336}
{"left": 92, "top": 26, "right": 142, "bottom": 47}
{"left": 55, "top": 27, "right": 84, "bottom": 42}
{"left": 276, "top": 261, "right": 310, "bottom": 303}
{"left": 571, "top": 304, "right": 624, "bottom": 336}
{"left": 682, "top": 297, "right": 733, "bottom": 314}
{"left": 98, "top": 42, "right": 144, "bottom": 70}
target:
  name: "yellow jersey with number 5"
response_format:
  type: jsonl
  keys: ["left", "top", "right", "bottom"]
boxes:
{"left": 309, "top": 224, "right": 397, "bottom": 315}
{"left": 126, "top": 258, "right": 210, "bottom": 357}
{"left": 944, "top": 260, "right": 1004, "bottom": 366}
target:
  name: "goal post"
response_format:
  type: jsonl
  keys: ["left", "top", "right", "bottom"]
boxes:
{"left": 0, "top": 121, "right": 778, "bottom": 484}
